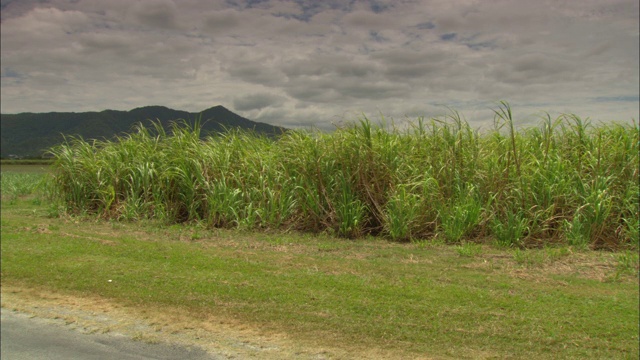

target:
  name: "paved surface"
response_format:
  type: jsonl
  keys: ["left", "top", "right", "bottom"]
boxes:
{"left": 0, "top": 308, "right": 219, "bottom": 360}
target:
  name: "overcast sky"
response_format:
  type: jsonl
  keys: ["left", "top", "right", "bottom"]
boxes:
{"left": 1, "top": 0, "right": 638, "bottom": 130}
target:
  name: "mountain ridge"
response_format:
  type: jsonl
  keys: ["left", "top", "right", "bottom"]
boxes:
{"left": 1, "top": 105, "right": 286, "bottom": 158}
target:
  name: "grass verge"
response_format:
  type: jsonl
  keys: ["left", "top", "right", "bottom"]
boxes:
{"left": 2, "top": 194, "right": 638, "bottom": 359}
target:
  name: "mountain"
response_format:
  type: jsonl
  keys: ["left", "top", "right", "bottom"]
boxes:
{"left": 0, "top": 105, "right": 287, "bottom": 158}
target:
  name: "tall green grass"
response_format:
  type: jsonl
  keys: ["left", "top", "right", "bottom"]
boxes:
{"left": 47, "top": 103, "right": 639, "bottom": 248}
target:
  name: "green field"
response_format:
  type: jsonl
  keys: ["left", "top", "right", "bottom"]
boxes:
{"left": 46, "top": 104, "right": 639, "bottom": 249}
{"left": 2, "top": 109, "right": 639, "bottom": 360}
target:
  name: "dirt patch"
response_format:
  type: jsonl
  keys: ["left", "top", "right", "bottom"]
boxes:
{"left": 465, "top": 249, "right": 634, "bottom": 284}
{"left": 0, "top": 283, "right": 424, "bottom": 360}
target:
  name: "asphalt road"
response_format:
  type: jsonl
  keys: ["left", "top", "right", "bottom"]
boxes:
{"left": 0, "top": 308, "right": 220, "bottom": 360}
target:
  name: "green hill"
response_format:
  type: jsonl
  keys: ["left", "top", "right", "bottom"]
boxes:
{"left": 1, "top": 105, "right": 286, "bottom": 158}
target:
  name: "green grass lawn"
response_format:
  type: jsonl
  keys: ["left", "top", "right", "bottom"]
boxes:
{"left": 2, "top": 189, "right": 638, "bottom": 359}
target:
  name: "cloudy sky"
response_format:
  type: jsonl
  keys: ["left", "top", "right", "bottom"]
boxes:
{"left": 1, "top": 0, "right": 638, "bottom": 130}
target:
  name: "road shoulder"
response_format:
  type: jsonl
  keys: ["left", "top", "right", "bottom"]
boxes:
{"left": 1, "top": 284, "right": 356, "bottom": 360}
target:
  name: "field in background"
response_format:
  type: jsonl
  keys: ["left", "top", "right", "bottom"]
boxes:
{"left": 47, "top": 103, "right": 639, "bottom": 249}
{"left": 0, "top": 163, "right": 51, "bottom": 173}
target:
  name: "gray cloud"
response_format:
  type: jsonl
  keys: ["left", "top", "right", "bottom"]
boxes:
{"left": 0, "top": 0, "right": 637, "bottom": 129}
{"left": 129, "top": 0, "right": 178, "bottom": 29}
{"left": 233, "top": 92, "right": 285, "bottom": 111}
{"left": 494, "top": 53, "right": 577, "bottom": 85}
{"left": 224, "top": 55, "right": 286, "bottom": 86}
{"left": 203, "top": 9, "right": 241, "bottom": 33}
